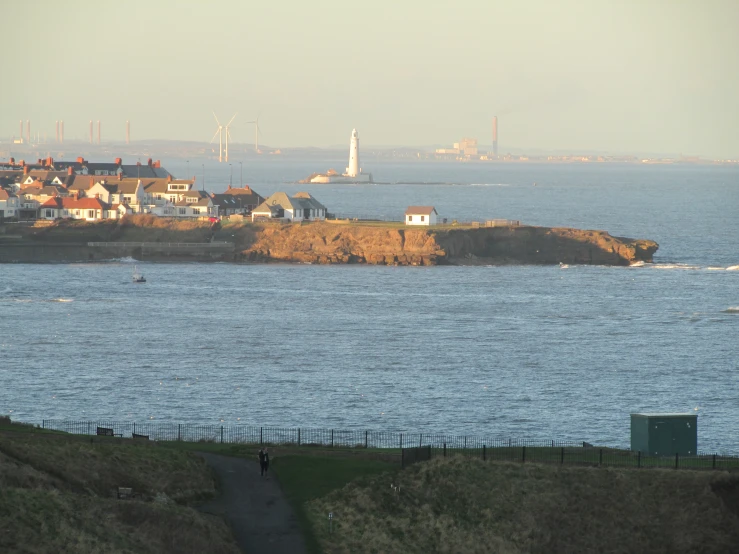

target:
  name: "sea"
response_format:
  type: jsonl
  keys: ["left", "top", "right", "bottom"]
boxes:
{"left": 1, "top": 157, "right": 738, "bottom": 452}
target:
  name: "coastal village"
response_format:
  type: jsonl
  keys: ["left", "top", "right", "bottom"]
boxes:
{"left": 0, "top": 156, "right": 449, "bottom": 227}
{"left": 0, "top": 156, "right": 331, "bottom": 224}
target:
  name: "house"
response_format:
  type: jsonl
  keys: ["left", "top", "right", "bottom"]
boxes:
{"left": 405, "top": 206, "right": 438, "bottom": 226}
{"left": 212, "top": 185, "right": 265, "bottom": 216}
{"left": 0, "top": 190, "right": 19, "bottom": 219}
{"left": 88, "top": 178, "right": 146, "bottom": 211}
{"left": 251, "top": 192, "right": 327, "bottom": 222}
{"left": 38, "top": 196, "right": 115, "bottom": 221}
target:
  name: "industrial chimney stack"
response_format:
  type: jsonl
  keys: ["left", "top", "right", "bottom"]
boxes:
{"left": 492, "top": 116, "right": 498, "bottom": 157}
{"left": 89, "top": 120, "right": 93, "bottom": 144}
{"left": 27, "top": 120, "right": 31, "bottom": 144}
{"left": 55, "top": 121, "right": 59, "bottom": 143}
{"left": 126, "top": 120, "right": 130, "bottom": 144}
{"left": 19, "top": 120, "right": 23, "bottom": 142}
{"left": 60, "top": 120, "right": 64, "bottom": 144}
{"left": 97, "top": 120, "right": 101, "bottom": 144}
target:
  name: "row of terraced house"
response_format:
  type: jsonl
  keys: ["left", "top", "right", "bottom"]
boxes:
{"left": 0, "top": 157, "right": 267, "bottom": 222}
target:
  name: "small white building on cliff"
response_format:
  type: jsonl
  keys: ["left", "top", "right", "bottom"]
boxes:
{"left": 405, "top": 206, "right": 438, "bottom": 226}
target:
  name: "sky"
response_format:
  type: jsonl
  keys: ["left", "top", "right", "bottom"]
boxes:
{"left": 4, "top": 0, "right": 739, "bottom": 157}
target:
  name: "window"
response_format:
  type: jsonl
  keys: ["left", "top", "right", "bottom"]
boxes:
{"left": 408, "top": 215, "right": 412, "bottom": 222}
{"left": 179, "top": 208, "right": 187, "bottom": 215}
{"left": 192, "top": 208, "right": 200, "bottom": 214}
{"left": 421, "top": 215, "right": 425, "bottom": 222}
{"left": 75, "top": 210, "right": 80, "bottom": 216}
{"left": 45, "top": 209, "right": 53, "bottom": 217}
{"left": 88, "top": 210, "right": 94, "bottom": 219}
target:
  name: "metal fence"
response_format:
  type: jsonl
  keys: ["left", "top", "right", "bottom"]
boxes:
{"left": 40, "top": 420, "right": 739, "bottom": 471}
{"left": 41, "top": 420, "right": 581, "bottom": 450}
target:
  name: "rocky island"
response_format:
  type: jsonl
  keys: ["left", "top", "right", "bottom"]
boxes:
{"left": 0, "top": 216, "right": 658, "bottom": 266}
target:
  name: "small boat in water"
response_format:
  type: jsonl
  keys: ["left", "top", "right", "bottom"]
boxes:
{"left": 132, "top": 266, "right": 146, "bottom": 283}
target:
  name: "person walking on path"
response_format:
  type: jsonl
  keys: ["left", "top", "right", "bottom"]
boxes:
{"left": 258, "top": 448, "right": 266, "bottom": 477}
{"left": 263, "top": 448, "right": 270, "bottom": 479}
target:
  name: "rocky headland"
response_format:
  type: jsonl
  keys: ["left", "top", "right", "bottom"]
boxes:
{"left": 0, "top": 217, "right": 658, "bottom": 266}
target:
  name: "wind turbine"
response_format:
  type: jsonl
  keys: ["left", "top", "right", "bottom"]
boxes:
{"left": 224, "top": 113, "right": 237, "bottom": 163}
{"left": 245, "top": 114, "right": 263, "bottom": 153}
{"left": 210, "top": 112, "right": 223, "bottom": 163}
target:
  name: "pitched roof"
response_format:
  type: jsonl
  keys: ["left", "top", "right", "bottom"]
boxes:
{"left": 93, "top": 178, "right": 141, "bottom": 194}
{"left": 0, "top": 190, "right": 9, "bottom": 200}
{"left": 39, "top": 197, "right": 108, "bottom": 210}
{"left": 405, "top": 206, "right": 437, "bottom": 215}
{"left": 66, "top": 175, "right": 96, "bottom": 191}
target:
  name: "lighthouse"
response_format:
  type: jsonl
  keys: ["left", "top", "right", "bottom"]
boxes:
{"left": 346, "top": 128, "right": 360, "bottom": 177}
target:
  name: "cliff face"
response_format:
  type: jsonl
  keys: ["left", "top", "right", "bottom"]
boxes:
{"left": 0, "top": 220, "right": 658, "bottom": 266}
{"left": 236, "top": 223, "right": 658, "bottom": 266}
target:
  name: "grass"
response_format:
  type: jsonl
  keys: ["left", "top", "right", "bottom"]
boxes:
{"left": 272, "top": 455, "right": 398, "bottom": 554}
{"left": 306, "top": 456, "right": 739, "bottom": 554}
{"left": 0, "top": 427, "right": 240, "bottom": 554}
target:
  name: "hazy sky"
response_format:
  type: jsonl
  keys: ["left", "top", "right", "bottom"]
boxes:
{"left": 4, "top": 0, "right": 739, "bottom": 157}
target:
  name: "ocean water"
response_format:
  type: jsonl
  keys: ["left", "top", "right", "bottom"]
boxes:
{"left": 1, "top": 160, "right": 738, "bottom": 452}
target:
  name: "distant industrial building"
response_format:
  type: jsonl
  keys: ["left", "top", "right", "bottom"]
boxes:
{"left": 435, "top": 137, "right": 478, "bottom": 158}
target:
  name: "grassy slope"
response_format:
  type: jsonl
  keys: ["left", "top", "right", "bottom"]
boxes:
{"left": 272, "top": 456, "right": 398, "bottom": 554}
{"left": 306, "top": 456, "right": 739, "bottom": 554}
{"left": 0, "top": 429, "right": 240, "bottom": 554}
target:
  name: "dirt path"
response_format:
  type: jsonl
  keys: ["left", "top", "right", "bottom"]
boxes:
{"left": 196, "top": 452, "right": 307, "bottom": 554}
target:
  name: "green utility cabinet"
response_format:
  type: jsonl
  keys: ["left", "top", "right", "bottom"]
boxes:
{"left": 630, "top": 413, "right": 697, "bottom": 456}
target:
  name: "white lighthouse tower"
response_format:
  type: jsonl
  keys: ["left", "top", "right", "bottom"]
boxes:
{"left": 346, "top": 128, "right": 360, "bottom": 177}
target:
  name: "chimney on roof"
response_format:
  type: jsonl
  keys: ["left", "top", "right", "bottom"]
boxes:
{"left": 136, "top": 161, "right": 141, "bottom": 166}
{"left": 67, "top": 167, "right": 73, "bottom": 176}
{"left": 19, "top": 159, "right": 25, "bottom": 167}
{"left": 154, "top": 160, "right": 161, "bottom": 168}
{"left": 74, "top": 191, "right": 80, "bottom": 200}
{"left": 9, "top": 158, "right": 14, "bottom": 164}
{"left": 46, "top": 157, "right": 53, "bottom": 167}
{"left": 23, "top": 166, "right": 29, "bottom": 175}
{"left": 167, "top": 175, "right": 172, "bottom": 182}
{"left": 118, "top": 172, "right": 122, "bottom": 181}
{"left": 76, "top": 157, "right": 84, "bottom": 164}
{"left": 114, "top": 157, "right": 122, "bottom": 165}
{"left": 244, "top": 185, "right": 251, "bottom": 192}
{"left": 147, "top": 158, "right": 152, "bottom": 167}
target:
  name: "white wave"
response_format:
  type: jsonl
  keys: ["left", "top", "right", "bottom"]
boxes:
{"left": 723, "top": 307, "right": 739, "bottom": 314}
{"left": 706, "top": 267, "right": 725, "bottom": 271}
{"left": 727, "top": 265, "right": 739, "bottom": 271}
{"left": 629, "top": 261, "right": 645, "bottom": 267}
{"left": 470, "top": 183, "right": 511, "bottom": 187}
{"left": 651, "top": 263, "right": 701, "bottom": 270}
{"left": 51, "top": 298, "right": 73, "bottom": 303}
{"left": 113, "top": 256, "right": 138, "bottom": 264}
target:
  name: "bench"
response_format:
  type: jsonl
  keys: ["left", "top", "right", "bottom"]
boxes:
{"left": 117, "top": 487, "right": 133, "bottom": 500}
{"left": 96, "top": 427, "right": 122, "bottom": 437}
{"left": 132, "top": 433, "right": 150, "bottom": 440}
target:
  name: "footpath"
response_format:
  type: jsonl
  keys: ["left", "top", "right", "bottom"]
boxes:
{"left": 196, "top": 452, "right": 307, "bottom": 554}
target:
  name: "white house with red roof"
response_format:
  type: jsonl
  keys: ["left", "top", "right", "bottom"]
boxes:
{"left": 405, "top": 206, "right": 438, "bottom": 226}
{"left": 38, "top": 196, "right": 127, "bottom": 221}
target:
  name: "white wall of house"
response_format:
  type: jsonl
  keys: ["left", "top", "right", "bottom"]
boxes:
{"left": 0, "top": 196, "right": 19, "bottom": 217}
{"left": 406, "top": 212, "right": 437, "bottom": 226}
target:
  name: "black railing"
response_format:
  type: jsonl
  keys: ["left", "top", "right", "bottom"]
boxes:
{"left": 38, "top": 420, "right": 739, "bottom": 471}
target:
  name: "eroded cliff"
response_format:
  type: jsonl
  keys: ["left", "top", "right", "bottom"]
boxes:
{"left": 235, "top": 222, "right": 658, "bottom": 266}
{"left": 0, "top": 219, "right": 658, "bottom": 266}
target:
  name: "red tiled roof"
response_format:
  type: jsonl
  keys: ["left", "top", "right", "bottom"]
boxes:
{"left": 404, "top": 206, "right": 437, "bottom": 215}
{"left": 39, "top": 197, "right": 107, "bottom": 210}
